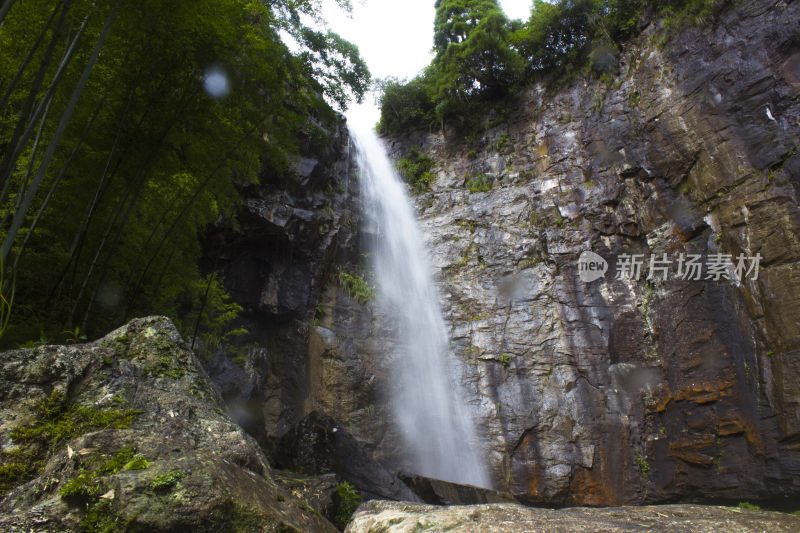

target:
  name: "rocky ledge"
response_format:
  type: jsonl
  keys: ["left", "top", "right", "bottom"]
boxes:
{"left": 345, "top": 501, "right": 800, "bottom": 533}
{"left": 0, "top": 316, "right": 337, "bottom": 532}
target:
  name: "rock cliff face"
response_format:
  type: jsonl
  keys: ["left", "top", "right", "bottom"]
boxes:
{"left": 192, "top": 0, "right": 800, "bottom": 510}
{"left": 381, "top": 0, "right": 800, "bottom": 506}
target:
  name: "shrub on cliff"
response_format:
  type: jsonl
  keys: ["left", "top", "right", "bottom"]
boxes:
{"left": 396, "top": 147, "right": 436, "bottom": 194}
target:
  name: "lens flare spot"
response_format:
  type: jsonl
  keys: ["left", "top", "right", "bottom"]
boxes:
{"left": 203, "top": 68, "right": 229, "bottom": 98}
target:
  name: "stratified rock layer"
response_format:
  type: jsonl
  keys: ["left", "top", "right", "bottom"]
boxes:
{"left": 197, "top": 0, "right": 800, "bottom": 509}
{"left": 383, "top": 0, "right": 800, "bottom": 505}
{"left": 0, "top": 317, "right": 337, "bottom": 532}
{"left": 345, "top": 501, "right": 800, "bottom": 533}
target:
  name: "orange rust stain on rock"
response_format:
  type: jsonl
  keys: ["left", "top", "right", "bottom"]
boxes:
{"left": 527, "top": 463, "right": 543, "bottom": 499}
{"left": 674, "top": 380, "right": 735, "bottom": 404}
{"left": 718, "top": 415, "right": 747, "bottom": 436}
{"left": 569, "top": 466, "right": 615, "bottom": 506}
{"left": 669, "top": 435, "right": 716, "bottom": 466}
{"left": 649, "top": 379, "right": 736, "bottom": 412}
{"left": 717, "top": 415, "right": 764, "bottom": 454}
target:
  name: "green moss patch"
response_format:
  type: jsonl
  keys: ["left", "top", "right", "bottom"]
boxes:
{"left": 60, "top": 446, "right": 150, "bottom": 502}
{"left": 149, "top": 470, "right": 184, "bottom": 492}
{"left": 0, "top": 390, "right": 141, "bottom": 496}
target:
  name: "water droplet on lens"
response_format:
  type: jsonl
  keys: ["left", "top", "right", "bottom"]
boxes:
{"left": 203, "top": 67, "right": 229, "bottom": 98}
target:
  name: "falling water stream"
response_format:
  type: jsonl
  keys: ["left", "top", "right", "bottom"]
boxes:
{"left": 348, "top": 113, "right": 490, "bottom": 488}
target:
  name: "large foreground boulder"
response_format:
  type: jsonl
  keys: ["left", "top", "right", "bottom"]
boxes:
{"left": 345, "top": 500, "right": 800, "bottom": 533}
{"left": 0, "top": 316, "right": 337, "bottom": 532}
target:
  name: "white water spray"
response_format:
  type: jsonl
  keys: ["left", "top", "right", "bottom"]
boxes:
{"left": 348, "top": 112, "right": 490, "bottom": 488}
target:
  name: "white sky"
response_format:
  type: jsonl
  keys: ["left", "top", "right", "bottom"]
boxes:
{"left": 320, "top": 0, "right": 533, "bottom": 124}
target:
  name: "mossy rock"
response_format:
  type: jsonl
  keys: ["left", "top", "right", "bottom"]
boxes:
{"left": 0, "top": 317, "right": 338, "bottom": 532}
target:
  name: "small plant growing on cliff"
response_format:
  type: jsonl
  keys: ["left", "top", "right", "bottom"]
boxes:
{"left": 737, "top": 501, "right": 762, "bottom": 511}
{"left": 494, "top": 132, "right": 510, "bottom": 153}
{"left": 333, "top": 481, "right": 361, "bottom": 529}
{"left": 499, "top": 353, "right": 512, "bottom": 368}
{"left": 62, "top": 326, "right": 87, "bottom": 344}
{"left": 0, "top": 258, "right": 14, "bottom": 341}
{"left": 396, "top": 147, "right": 435, "bottom": 194}
{"left": 635, "top": 454, "right": 651, "bottom": 475}
{"left": 465, "top": 174, "right": 493, "bottom": 193}
{"left": 338, "top": 272, "right": 374, "bottom": 304}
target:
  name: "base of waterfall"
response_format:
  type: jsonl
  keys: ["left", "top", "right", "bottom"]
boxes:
{"left": 344, "top": 501, "right": 800, "bottom": 532}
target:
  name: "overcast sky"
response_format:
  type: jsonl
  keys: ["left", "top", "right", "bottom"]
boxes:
{"left": 320, "top": 0, "right": 533, "bottom": 124}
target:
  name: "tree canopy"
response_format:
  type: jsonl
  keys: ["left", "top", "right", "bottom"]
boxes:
{"left": 0, "top": 0, "right": 369, "bottom": 347}
{"left": 430, "top": 0, "right": 524, "bottom": 104}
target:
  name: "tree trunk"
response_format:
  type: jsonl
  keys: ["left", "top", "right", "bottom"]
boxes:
{"left": 12, "top": 99, "right": 104, "bottom": 272}
{"left": 0, "top": 2, "right": 120, "bottom": 264}
{"left": 0, "top": 1, "right": 63, "bottom": 110}
{"left": 0, "top": 0, "right": 73, "bottom": 204}
{"left": 0, "top": 0, "right": 16, "bottom": 26}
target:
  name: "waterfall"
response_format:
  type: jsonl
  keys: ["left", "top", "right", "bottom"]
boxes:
{"left": 347, "top": 112, "right": 490, "bottom": 488}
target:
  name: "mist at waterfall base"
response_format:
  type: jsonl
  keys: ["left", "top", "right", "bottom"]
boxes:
{"left": 347, "top": 111, "right": 491, "bottom": 489}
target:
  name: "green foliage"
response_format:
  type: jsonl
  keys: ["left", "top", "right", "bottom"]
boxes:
{"left": 499, "top": 353, "right": 512, "bottom": 367}
{"left": 512, "top": 0, "right": 599, "bottom": 77}
{"left": 0, "top": 258, "right": 14, "bottom": 340}
{"left": 60, "top": 470, "right": 103, "bottom": 500}
{"left": 396, "top": 147, "right": 436, "bottom": 194}
{"left": 494, "top": 132, "right": 510, "bottom": 152}
{"left": 63, "top": 326, "right": 87, "bottom": 344}
{"left": 338, "top": 271, "right": 374, "bottom": 304}
{"left": 123, "top": 454, "right": 150, "bottom": 471}
{"left": 149, "top": 470, "right": 184, "bottom": 492}
{"left": 466, "top": 174, "right": 493, "bottom": 193}
{"left": 660, "top": 0, "right": 727, "bottom": 30}
{"left": 0, "top": 390, "right": 140, "bottom": 495}
{"left": 379, "top": 0, "right": 730, "bottom": 134}
{"left": 376, "top": 77, "right": 436, "bottom": 135}
{"left": 60, "top": 445, "right": 146, "bottom": 502}
{"left": 81, "top": 498, "right": 118, "bottom": 533}
{"left": 0, "top": 0, "right": 369, "bottom": 348}
{"left": 59, "top": 446, "right": 141, "bottom": 531}
{"left": 430, "top": 0, "right": 524, "bottom": 107}
{"left": 635, "top": 453, "right": 651, "bottom": 475}
{"left": 333, "top": 481, "right": 362, "bottom": 529}
{"left": 737, "top": 501, "right": 762, "bottom": 511}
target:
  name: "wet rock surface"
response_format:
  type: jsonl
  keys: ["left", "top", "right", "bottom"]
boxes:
{"left": 385, "top": 0, "right": 800, "bottom": 506}
{"left": 345, "top": 500, "right": 800, "bottom": 533}
{"left": 201, "top": 117, "right": 369, "bottom": 449}
{"left": 0, "top": 317, "right": 337, "bottom": 532}
{"left": 184, "top": 0, "right": 800, "bottom": 512}
{"left": 274, "top": 411, "right": 420, "bottom": 502}
{"left": 398, "top": 474, "right": 517, "bottom": 505}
